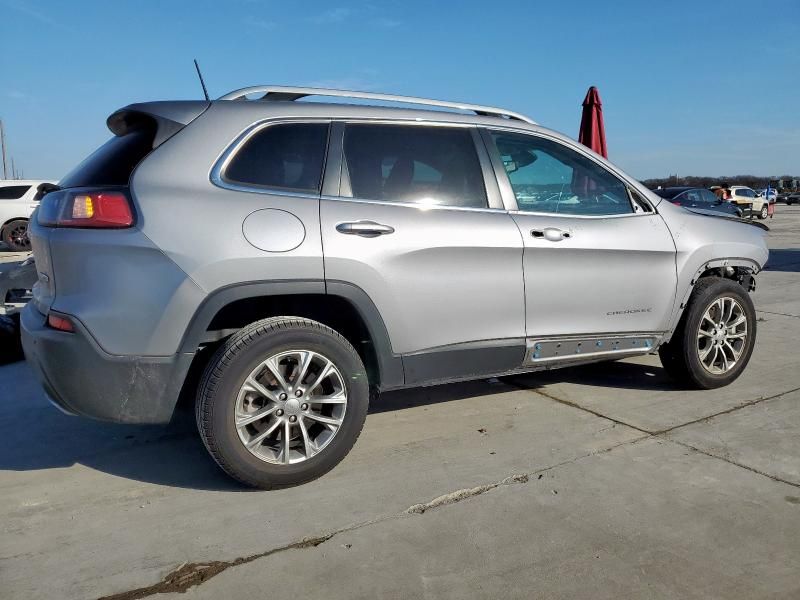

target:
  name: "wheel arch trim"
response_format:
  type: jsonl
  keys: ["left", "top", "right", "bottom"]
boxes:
{"left": 665, "top": 257, "right": 762, "bottom": 340}
{"left": 178, "top": 279, "right": 405, "bottom": 390}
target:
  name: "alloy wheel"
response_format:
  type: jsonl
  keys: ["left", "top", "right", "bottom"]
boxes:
{"left": 7, "top": 223, "right": 30, "bottom": 251}
{"left": 234, "top": 349, "right": 347, "bottom": 464}
{"left": 696, "top": 297, "right": 748, "bottom": 375}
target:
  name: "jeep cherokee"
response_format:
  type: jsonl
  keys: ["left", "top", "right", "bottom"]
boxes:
{"left": 21, "top": 86, "right": 769, "bottom": 488}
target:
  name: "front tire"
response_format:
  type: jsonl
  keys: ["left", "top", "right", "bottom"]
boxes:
{"left": 1, "top": 220, "right": 30, "bottom": 252}
{"left": 196, "top": 317, "right": 369, "bottom": 489}
{"left": 659, "top": 277, "right": 756, "bottom": 389}
{"left": 759, "top": 205, "right": 768, "bottom": 219}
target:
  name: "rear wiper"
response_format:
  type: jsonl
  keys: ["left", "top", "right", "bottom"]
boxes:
{"left": 34, "top": 182, "right": 60, "bottom": 201}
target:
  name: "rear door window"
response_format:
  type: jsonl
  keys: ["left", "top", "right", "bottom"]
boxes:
{"left": 0, "top": 185, "right": 31, "bottom": 199}
{"left": 223, "top": 123, "right": 330, "bottom": 193}
{"left": 342, "top": 124, "right": 487, "bottom": 208}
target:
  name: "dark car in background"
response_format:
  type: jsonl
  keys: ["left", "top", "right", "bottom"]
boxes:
{"left": 777, "top": 191, "right": 800, "bottom": 205}
{"left": 653, "top": 187, "right": 743, "bottom": 218}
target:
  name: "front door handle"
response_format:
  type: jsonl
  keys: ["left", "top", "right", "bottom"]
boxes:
{"left": 531, "top": 227, "right": 571, "bottom": 242}
{"left": 336, "top": 221, "right": 395, "bottom": 237}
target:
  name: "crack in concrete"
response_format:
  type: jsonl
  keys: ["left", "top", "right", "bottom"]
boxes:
{"left": 652, "top": 386, "right": 800, "bottom": 436}
{"left": 527, "top": 387, "right": 650, "bottom": 435}
{"left": 756, "top": 309, "right": 800, "bottom": 319}
{"left": 668, "top": 438, "right": 800, "bottom": 489}
{"left": 510, "top": 379, "right": 799, "bottom": 439}
{"left": 509, "top": 381, "right": 800, "bottom": 490}
{"left": 98, "top": 436, "right": 649, "bottom": 599}
{"left": 98, "top": 534, "right": 336, "bottom": 600}
{"left": 406, "top": 474, "right": 530, "bottom": 514}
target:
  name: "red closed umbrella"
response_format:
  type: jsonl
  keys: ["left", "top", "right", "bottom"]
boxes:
{"left": 578, "top": 86, "right": 607, "bottom": 158}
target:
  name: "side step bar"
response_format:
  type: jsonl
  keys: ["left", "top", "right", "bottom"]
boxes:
{"left": 525, "top": 334, "right": 661, "bottom": 365}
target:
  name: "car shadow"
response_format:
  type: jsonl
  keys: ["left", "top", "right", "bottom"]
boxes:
{"left": 505, "top": 359, "right": 683, "bottom": 393}
{"left": 1, "top": 358, "right": 678, "bottom": 491}
{"left": 764, "top": 248, "right": 800, "bottom": 273}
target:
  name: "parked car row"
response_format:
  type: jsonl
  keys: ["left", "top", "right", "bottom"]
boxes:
{"left": 652, "top": 187, "right": 743, "bottom": 218}
{"left": 653, "top": 185, "right": 773, "bottom": 220}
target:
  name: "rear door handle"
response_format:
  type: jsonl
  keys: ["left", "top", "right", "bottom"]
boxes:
{"left": 336, "top": 221, "right": 395, "bottom": 237}
{"left": 531, "top": 227, "right": 571, "bottom": 242}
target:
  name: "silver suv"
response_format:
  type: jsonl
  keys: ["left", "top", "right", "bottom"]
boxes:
{"left": 21, "top": 86, "right": 769, "bottom": 488}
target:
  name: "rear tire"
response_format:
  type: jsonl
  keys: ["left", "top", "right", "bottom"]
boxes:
{"left": 196, "top": 317, "right": 369, "bottom": 489}
{"left": 759, "top": 205, "right": 768, "bottom": 219}
{"left": 659, "top": 277, "right": 756, "bottom": 389}
{"left": 1, "top": 220, "right": 30, "bottom": 252}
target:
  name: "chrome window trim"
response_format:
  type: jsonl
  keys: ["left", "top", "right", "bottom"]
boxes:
{"left": 320, "top": 195, "right": 505, "bottom": 214}
{"left": 480, "top": 125, "right": 656, "bottom": 218}
{"left": 210, "top": 118, "right": 332, "bottom": 197}
{"left": 334, "top": 119, "right": 500, "bottom": 212}
{"left": 507, "top": 209, "right": 656, "bottom": 221}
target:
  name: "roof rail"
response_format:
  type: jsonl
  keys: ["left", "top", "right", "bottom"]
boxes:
{"left": 218, "top": 85, "right": 536, "bottom": 124}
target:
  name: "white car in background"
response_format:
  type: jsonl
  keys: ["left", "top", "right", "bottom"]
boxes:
{"left": 0, "top": 180, "right": 55, "bottom": 251}
{"left": 729, "top": 186, "right": 768, "bottom": 219}
{"left": 756, "top": 188, "right": 777, "bottom": 202}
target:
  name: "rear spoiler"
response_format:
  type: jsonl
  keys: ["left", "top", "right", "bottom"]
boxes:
{"left": 106, "top": 100, "right": 211, "bottom": 148}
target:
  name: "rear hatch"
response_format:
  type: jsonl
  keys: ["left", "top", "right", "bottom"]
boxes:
{"left": 29, "top": 101, "right": 209, "bottom": 316}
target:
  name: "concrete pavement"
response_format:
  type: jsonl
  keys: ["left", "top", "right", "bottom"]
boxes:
{"left": 1, "top": 207, "right": 799, "bottom": 599}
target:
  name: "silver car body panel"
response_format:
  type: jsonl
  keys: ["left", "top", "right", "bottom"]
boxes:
{"left": 510, "top": 211, "right": 677, "bottom": 337}
{"left": 321, "top": 197, "right": 525, "bottom": 354}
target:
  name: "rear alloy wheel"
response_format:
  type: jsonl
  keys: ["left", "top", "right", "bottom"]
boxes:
{"left": 659, "top": 277, "right": 756, "bottom": 389}
{"left": 759, "top": 205, "right": 768, "bottom": 219}
{"left": 196, "top": 317, "right": 369, "bottom": 489}
{"left": 1, "top": 220, "right": 30, "bottom": 252}
{"left": 234, "top": 349, "right": 348, "bottom": 465}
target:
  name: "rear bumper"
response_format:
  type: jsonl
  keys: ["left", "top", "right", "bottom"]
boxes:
{"left": 21, "top": 304, "right": 194, "bottom": 424}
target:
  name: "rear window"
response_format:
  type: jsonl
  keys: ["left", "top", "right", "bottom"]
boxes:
{"left": 0, "top": 185, "right": 31, "bottom": 199}
{"left": 223, "top": 123, "right": 330, "bottom": 193}
{"left": 343, "top": 124, "right": 487, "bottom": 208}
{"left": 59, "top": 124, "right": 156, "bottom": 188}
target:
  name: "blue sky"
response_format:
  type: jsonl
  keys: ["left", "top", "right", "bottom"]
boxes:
{"left": 1, "top": 0, "right": 798, "bottom": 180}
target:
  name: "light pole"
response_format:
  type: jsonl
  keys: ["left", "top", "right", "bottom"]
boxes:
{"left": 0, "top": 119, "right": 7, "bottom": 179}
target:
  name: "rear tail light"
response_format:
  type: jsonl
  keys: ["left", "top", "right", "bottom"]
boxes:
{"left": 47, "top": 314, "right": 74, "bottom": 332}
{"left": 38, "top": 189, "right": 134, "bottom": 228}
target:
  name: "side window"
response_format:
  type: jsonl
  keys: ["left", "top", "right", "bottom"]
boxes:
{"left": 700, "top": 189, "right": 718, "bottom": 203}
{"left": 223, "top": 123, "right": 329, "bottom": 193}
{"left": 488, "top": 131, "right": 633, "bottom": 216}
{"left": 629, "top": 188, "right": 654, "bottom": 213}
{"left": 685, "top": 190, "right": 702, "bottom": 203}
{"left": 0, "top": 185, "right": 32, "bottom": 200}
{"left": 343, "top": 124, "right": 487, "bottom": 208}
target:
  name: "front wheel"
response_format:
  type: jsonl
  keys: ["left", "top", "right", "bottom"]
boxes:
{"left": 196, "top": 317, "right": 369, "bottom": 489}
{"left": 1, "top": 220, "right": 30, "bottom": 252}
{"left": 759, "top": 205, "right": 768, "bottom": 219}
{"left": 659, "top": 277, "right": 756, "bottom": 389}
